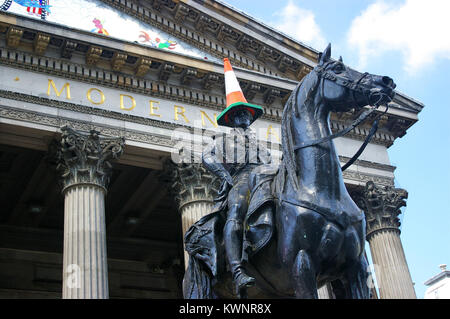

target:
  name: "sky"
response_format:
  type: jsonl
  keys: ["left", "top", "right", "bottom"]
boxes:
{"left": 222, "top": 0, "right": 450, "bottom": 298}
{"left": 4, "top": 0, "right": 450, "bottom": 298}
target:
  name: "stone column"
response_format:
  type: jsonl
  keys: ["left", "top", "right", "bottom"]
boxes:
{"left": 55, "top": 126, "right": 124, "bottom": 299}
{"left": 172, "top": 162, "right": 220, "bottom": 268}
{"left": 357, "top": 181, "right": 416, "bottom": 299}
{"left": 317, "top": 284, "right": 334, "bottom": 299}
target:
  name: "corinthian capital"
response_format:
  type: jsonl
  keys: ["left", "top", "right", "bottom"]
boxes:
{"left": 55, "top": 126, "right": 124, "bottom": 192}
{"left": 171, "top": 162, "right": 220, "bottom": 211}
{"left": 356, "top": 181, "right": 408, "bottom": 239}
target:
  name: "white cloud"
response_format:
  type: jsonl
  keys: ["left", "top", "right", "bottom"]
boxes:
{"left": 272, "top": 1, "right": 327, "bottom": 50}
{"left": 347, "top": 0, "right": 450, "bottom": 74}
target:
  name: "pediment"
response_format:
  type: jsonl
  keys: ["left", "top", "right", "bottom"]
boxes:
{"left": 3, "top": 0, "right": 220, "bottom": 63}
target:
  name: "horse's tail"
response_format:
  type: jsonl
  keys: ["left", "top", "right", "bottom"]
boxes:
{"left": 183, "top": 255, "right": 216, "bottom": 299}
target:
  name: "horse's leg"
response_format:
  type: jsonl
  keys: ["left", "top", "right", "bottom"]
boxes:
{"left": 344, "top": 254, "right": 370, "bottom": 299}
{"left": 292, "top": 250, "right": 318, "bottom": 298}
{"left": 277, "top": 202, "right": 322, "bottom": 298}
{"left": 329, "top": 255, "right": 370, "bottom": 299}
{"left": 341, "top": 221, "right": 370, "bottom": 299}
{"left": 330, "top": 255, "right": 370, "bottom": 299}
{"left": 330, "top": 279, "right": 349, "bottom": 299}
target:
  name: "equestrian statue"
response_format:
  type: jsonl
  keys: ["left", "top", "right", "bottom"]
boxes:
{"left": 183, "top": 44, "right": 396, "bottom": 299}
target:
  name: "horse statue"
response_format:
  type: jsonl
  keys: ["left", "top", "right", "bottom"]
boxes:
{"left": 183, "top": 44, "right": 396, "bottom": 299}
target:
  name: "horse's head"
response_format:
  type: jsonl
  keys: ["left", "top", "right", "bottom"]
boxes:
{"left": 315, "top": 44, "right": 396, "bottom": 112}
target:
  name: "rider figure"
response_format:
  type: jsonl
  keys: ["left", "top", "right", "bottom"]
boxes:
{"left": 202, "top": 108, "right": 271, "bottom": 296}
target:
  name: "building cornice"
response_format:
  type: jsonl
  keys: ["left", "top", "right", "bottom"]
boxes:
{"left": 99, "top": 0, "right": 317, "bottom": 80}
{"left": 424, "top": 271, "right": 450, "bottom": 286}
{"left": 339, "top": 156, "right": 396, "bottom": 173}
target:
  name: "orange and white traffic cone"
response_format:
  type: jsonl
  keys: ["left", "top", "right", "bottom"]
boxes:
{"left": 217, "top": 58, "right": 263, "bottom": 127}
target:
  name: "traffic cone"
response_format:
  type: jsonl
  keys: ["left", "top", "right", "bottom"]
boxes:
{"left": 216, "top": 58, "right": 263, "bottom": 127}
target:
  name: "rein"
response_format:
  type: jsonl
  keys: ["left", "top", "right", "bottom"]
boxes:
{"left": 293, "top": 62, "right": 392, "bottom": 171}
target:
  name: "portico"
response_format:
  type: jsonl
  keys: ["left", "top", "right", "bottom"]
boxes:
{"left": 0, "top": 0, "right": 423, "bottom": 299}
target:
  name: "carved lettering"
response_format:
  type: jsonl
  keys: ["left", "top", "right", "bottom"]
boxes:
{"left": 200, "top": 111, "right": 218, "bottom": 128}
{"left": 86, "top": 88, "right": 105, "bottom": 105}
{"left": 47, "top": 79, "right": 71, "bottom": 99}
{"left": 174, "top": 105, "right": 189, "bottom": 123}
{"left": 120, "top": 94, "right": 136, "bottom": 111}
{"left": 149, "top": 100, "right": 161, "bottom": 117}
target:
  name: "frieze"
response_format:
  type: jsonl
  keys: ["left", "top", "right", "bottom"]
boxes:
{"left": 0, "top": 102, "right": 177, "bottom": 150}
{"left": 0, "top": 89, "right": 178, "bottom": 132}
{"left": 0, "top": 46, "right": 412, "bottom": 144}
{"left": 339, "top": 156, "right": 396, "bottom": 172}
{"left": 0, "top": 49, "right": 231, "bottom": 111}
{"left": 342, "top": 170, "right": 394, "bottom": 188}
{"left": 0, "top": 16, "right": 422, "bottom": 137}
{"left": 0, "top": 68, "right": 397, "bottom": 148}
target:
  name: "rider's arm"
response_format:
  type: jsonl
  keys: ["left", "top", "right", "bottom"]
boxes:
{"left": 202, "top": 135, "right": 234, "bottom": 185}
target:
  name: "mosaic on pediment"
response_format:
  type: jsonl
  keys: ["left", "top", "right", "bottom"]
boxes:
{"left": 2, "top": 0, "right": 220, "bottom": 62}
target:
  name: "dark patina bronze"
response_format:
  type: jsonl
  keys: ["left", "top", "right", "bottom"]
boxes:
{"left": 183, "top": 44, "right": 396, "bottom": 299}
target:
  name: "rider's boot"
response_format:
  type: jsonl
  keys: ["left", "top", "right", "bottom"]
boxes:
{"left": 224, "top": 218, "right": 256, "bottom": 297}
{"left": 230, "top": 261, "right": 256, "bottom": 294}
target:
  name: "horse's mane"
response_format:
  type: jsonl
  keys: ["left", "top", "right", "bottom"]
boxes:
{"left": 280, "top": 70, "right": 320, "bottom": 193}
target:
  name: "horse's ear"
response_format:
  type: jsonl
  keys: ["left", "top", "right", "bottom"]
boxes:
{"left": 319, "top": 43, "right": 331, "bottom": 65}
{"left": 339, "top": 56, "right": 343, "bottom": 63}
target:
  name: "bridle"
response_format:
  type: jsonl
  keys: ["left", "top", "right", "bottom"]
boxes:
{"left": 293, "top": 61, "right": 393, "bottom": 171}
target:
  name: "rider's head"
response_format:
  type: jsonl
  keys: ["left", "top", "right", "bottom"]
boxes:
{"left": 230, "top": 108, "right": 252, "bottom": 129}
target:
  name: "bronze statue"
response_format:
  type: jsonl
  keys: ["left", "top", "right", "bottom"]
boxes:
{"left": 183, "top": 44, "right": 396, "bottom": 299}
{"left": 202, "top": 109, "right": 271, "bottom": 297}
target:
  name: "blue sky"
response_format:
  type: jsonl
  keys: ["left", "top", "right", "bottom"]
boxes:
{"left": 222, "top": 0, "right": 450, "bottom": 298}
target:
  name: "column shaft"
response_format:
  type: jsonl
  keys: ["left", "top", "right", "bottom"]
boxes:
{"left": 317, "top": 284, "right": 334, "bottom": 299}
{"left": 63, "top": 185, "right": 108, "bottom": 298}
{"left": 180, "top": 200, "right": 215, "bottom": 268}
{"left": 368, "top": 229, "right": 416, "bottom": 299}
{"left": 172, "top": 162, "right": 220, "bottom": 269}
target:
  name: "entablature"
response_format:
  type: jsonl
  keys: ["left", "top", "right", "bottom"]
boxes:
{"left": 0, "top": 11, "right": 423, "bottom": 146}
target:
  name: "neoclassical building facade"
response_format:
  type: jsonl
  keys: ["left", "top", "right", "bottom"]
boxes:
{"left": 0, "top": 0, "right": 422, "bottom": 298}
